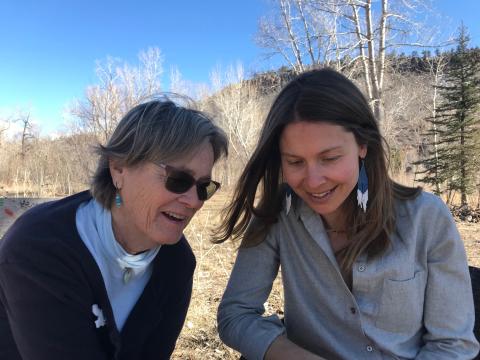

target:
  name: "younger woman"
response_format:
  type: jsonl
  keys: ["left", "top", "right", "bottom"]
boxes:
{"left": 216, "top": 69, "right": 478, "bottom": 360}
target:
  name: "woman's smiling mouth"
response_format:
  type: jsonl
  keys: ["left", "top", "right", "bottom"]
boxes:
{"left": 162, "top": 211, "right": 188, "bottom": 222}
{"left": 308, "top": 186, "right": 338, "bottom": 200}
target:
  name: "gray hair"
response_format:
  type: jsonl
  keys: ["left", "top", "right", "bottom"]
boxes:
{"left": 91, "top": 96, "right": 228, "bottom": 208}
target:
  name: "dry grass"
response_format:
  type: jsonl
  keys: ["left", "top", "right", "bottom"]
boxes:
{"left": 458, "top": 221, "right": 480, "bottom": 267}
{"left": 172, "top": 197, "right": 240, "bottom": 360}
{"left": 173, "top": 191, "right": 480, "bottom": 359}
{"left": 172, "top": 192, "right": 284, "bottom": 359}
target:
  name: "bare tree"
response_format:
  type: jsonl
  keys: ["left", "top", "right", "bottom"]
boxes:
{"left": 0, "top": 118, "right": 11, "bottom": 146}
{"left": 345, "top": 0, "right": 437, "bottom": 121}
{"left": 15, "top": 111, "right": 37, "bottom": 160}
{"left": 202, "top": 63, "right": 268, "bottom": 185}
{"left": 70, "top": 47, "right": 163, "bottom": 144}
{"left": 257, "top": 0, "right": 351, "bottom": 73}
{"left": 170, "top": 66, "right": 187, "bottom": 95}
{"left": 257, "top": 0, "right": 441, "bottom": 122}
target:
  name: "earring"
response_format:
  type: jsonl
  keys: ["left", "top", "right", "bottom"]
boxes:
{"left": 285, "top": 186, "right": 293, "bottom": 215}
{"left": 357, "top": 159, "right": 368, "bottom": 212}
{"left": 114, "top": 182, "right": 122, "bottom": 208}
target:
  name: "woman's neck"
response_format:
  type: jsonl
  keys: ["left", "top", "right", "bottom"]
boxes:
{"left": 110, "top": 206, "right": 150, "bottom": 254}
{"left": 321, "top": 214, "right": 346, "bottom": 234}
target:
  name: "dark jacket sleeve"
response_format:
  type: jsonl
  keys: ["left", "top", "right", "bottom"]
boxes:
{"left": 0, "top": 284, "right": 22, "bottom": 360}
{"left": 145, "top": 273, "right": 193, "bottom": 360}
{"left": 0, "top": 257, "right": 111, "bottom": 360}
{"left": 0, "top": 211, "right": 113, "bottom": 360}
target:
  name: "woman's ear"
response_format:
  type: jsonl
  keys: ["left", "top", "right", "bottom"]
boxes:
{"left": 109, "top": 159, "right": 125, "bottom": 189}
{"left": 359, "top": 144, "right": 368, "bottom": 159}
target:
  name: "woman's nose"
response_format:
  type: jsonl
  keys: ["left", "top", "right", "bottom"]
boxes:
{"left": 305, "top": 166, "right": 327, "bottom": 189}
{"left": 178, "top": 185, "right": 204, "bottom": 209}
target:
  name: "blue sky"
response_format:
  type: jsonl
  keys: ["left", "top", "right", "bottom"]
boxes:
{"left": 1, "top": 0, "right": 479, "bottom": 135}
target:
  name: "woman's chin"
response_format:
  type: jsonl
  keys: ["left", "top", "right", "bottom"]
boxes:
{"left": 149, "top": 230, "right": 184, "bottom": 246}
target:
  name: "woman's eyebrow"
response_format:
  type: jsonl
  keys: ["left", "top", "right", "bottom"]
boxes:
{"left": 158, "top": 163, "right": 194, "bottom": 175}
{"left": 281, "top": 146, "right": 343, "bottom": 157}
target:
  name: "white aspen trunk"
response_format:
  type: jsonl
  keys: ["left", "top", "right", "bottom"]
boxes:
{"left": 295, "top": 0, "right": 316, "bottom": 65}
{"left": 364, "top": 0, "right": 382, "bottom": 121}
{"left": 350, "top": 3, "right": 374, "bottom": 103}
{"left": 280, "top": 0, "right": 305, "bottom": 73}
{"left": 375, "top": 0, "right": 388, "bottom": 122}
{"left": 378, "top": 0, "right": 387, "bottom": 95}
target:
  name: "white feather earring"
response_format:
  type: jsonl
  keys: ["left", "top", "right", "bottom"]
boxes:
{"left": 357, "top": 159, "right": 368, "bottom": 212}
{"left": 285, "top": 186, "right": 293, "bottom": 215}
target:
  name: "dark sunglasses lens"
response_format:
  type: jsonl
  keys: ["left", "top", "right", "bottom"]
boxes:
{"left": 163, "top": 166, "right": 220, "bottom": 200}
{"left": 197, "top": 181, "right": 220, "bottom": 201}
{"left": 165, "top": 171, "right": 195, "bottom": 193}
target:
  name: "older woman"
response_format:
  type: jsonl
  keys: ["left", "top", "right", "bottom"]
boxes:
{"left": 0, "top": 98, "right": 228, "bottom": 360}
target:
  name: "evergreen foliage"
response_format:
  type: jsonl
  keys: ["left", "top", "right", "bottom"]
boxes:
{"left": 416, "top": 25, "right": 480, "bottom": 205}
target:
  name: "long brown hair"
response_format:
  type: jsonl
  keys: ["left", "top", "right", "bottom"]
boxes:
{"left": 214, "top": 69, "right": 419, "bottom": 272}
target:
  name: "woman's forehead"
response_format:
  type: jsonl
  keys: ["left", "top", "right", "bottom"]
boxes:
{"left": 165, "top": 141, "right": 215, "bottom": 176}
{"left": 280, "top": 121, "right": 353, "bottom": 153}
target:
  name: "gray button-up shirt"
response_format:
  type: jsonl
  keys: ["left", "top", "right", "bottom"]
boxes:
{"left": 218, "top": 192, "right": 479, "bottom": 359}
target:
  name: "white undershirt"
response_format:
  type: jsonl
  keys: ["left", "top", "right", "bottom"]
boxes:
{"left": 76, "top": 199, "right": 161, "bottom": 331}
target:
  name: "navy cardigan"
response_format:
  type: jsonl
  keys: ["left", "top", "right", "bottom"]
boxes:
{"left": 0, "top": 191, "right": 196, "bottom": 360}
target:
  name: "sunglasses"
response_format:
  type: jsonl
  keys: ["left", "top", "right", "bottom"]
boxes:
{"left": 158, "top": 163, "right": 220, "bottom": 201}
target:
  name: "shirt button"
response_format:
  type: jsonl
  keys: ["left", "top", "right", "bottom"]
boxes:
{"left": 366, "top": 345, "right": 373, "bottom": 352}
{"left": 358, "top": 264, "right": 366, "bottom": 272}
{"left": 350, "top": 307, "right": 357, "bottom": 314}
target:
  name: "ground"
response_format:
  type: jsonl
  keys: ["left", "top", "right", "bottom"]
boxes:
{"left": 458, "top": 221, "right": 480, "bottom": 267}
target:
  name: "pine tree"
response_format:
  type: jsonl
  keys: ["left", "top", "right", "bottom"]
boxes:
{"left": 416, "top": 25, "right": 480, "bottom": 205}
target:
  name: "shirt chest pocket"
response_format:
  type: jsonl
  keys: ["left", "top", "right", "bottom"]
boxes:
{"left": 375, "top": 270, "right": 426, "bottom": 334}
